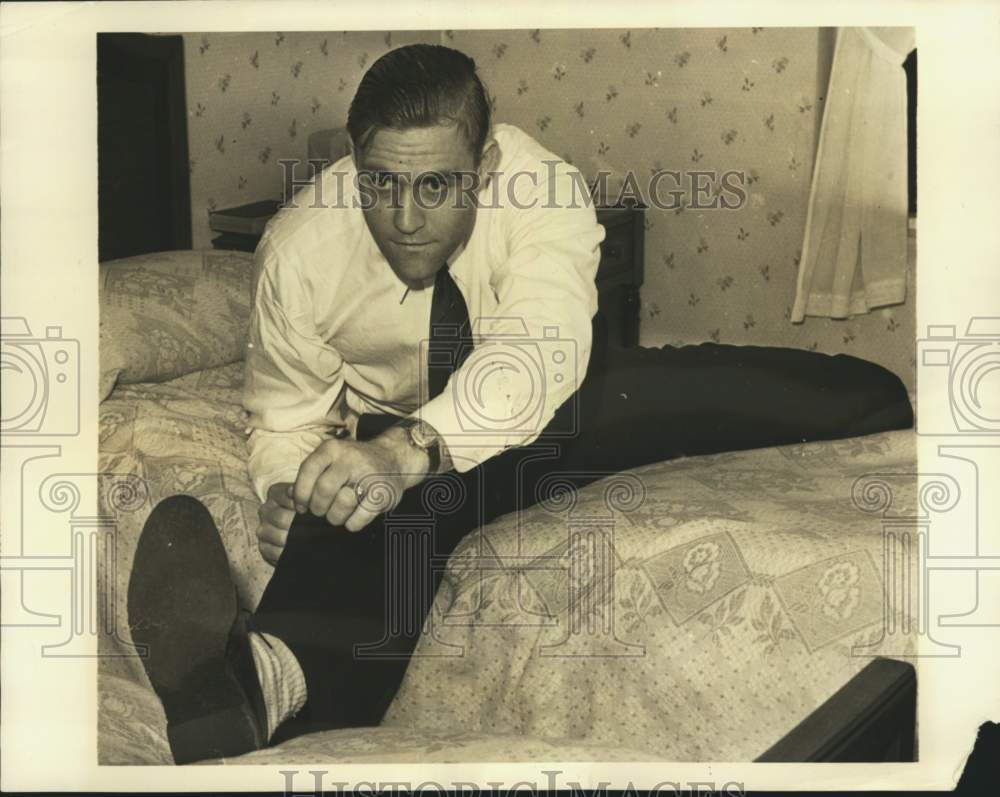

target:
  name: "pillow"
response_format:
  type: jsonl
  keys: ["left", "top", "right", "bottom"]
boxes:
{"left": 100, "top": 249, "right": 256, "bottom": 400}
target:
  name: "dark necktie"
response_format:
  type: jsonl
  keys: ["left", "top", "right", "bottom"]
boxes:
{"left": 426, "top": 263, "right": 474, "bottom": 401}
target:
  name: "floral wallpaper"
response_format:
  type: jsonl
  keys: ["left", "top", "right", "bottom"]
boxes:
{"left": 181, "top": 29, "right": 915, "bottom": 392}
{"left": 182, "top": 30, "right": 438, "bottom": 248}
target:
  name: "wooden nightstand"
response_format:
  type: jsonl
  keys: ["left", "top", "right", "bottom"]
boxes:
{"left": 213, "top": 203, "right": 645, "bottom": 347}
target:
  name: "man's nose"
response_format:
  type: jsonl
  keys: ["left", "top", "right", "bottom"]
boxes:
{"left": 393, "top": 187, "right": 425, "bottom": 235}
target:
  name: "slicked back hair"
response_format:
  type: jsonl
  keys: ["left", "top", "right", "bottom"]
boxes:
{"left": 347, "top": 44, "right": 491, "bottom": 164}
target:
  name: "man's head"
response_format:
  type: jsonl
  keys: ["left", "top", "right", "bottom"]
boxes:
{"left": 347, "top": 44, "right": 500, "bottom": 288}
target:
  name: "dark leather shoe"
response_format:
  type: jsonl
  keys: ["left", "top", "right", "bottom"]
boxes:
{"left": 127, "top": 495, "right": 268, "bottom": 764}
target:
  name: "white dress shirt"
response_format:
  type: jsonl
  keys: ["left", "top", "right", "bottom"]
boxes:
{"left": 243, "top": 123, "right": 605, "bottom": 501}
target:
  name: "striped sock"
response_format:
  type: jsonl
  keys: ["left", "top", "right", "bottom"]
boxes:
{"left": 248, "top": 631, "right": 308, "bottom": 740}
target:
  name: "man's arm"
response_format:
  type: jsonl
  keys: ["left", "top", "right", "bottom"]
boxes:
{"left": 243, "top": 232, "right": 349, "bottom": 502}
{"left": 245, "top": 232, "right": 443, "bottom": 539}
{"left": 415, "top": 158, "right": 604, "bottom": 471}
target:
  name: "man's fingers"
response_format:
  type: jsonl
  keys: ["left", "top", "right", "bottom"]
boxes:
{"left": 260, "top": 502, "right": 296, "bottom": 533}
{"left": 266, "top": 481, "right": 296, "bottom": 511}
{"left": 277, "top": 483, "right": 296, "bottom": 510}
{"left": 257, "top": 518, "right": 290, "bottom": 550}
{"left": 293, "top": 446, "right": 337, "bottom": 512}
{"left": 324, "top": 484, "right": 361, "bottom": 527}
{"left": 258, "top": 498, "right": 295, "bottom": 536}
{"left": 344, "top": 481, "right": 402, "bottom": 533}
{"left": 308, "top": 463, "right": 350, "bottom": 517}
{"left": 344, "top": 500, "right": 382, "bottom": 533}
{"left": 292, "top": 437, "right": 410, "bottom": 532}
{"left": 258, "top": 541, "right": 283, "bottom": 566}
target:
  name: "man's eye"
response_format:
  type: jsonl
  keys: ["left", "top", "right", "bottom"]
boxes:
{"left": 419, "top": 175, "right": 448, "bottom": 194}
{"left": 362, "top": 171, "right": 394, "bottom": 190}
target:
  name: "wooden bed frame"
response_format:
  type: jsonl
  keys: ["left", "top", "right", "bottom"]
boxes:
{"left": 758, "top": 658, "right": 916, "bottom": 762}
{"left": 98, "top": 32, "right": 918, "bottom": 765}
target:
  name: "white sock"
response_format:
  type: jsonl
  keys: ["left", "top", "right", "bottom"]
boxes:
{"left": 248, "top": 631, "right": 308, "bottom": 740}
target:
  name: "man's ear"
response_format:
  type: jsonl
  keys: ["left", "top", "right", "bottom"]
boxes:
{"left": 477, "top": 137, "right": 501, "bottom": 185}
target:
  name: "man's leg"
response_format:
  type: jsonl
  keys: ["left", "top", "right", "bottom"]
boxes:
{"left": 465, "top": 338, "right": 914, "bottom": 522}
{"left": 249, "top": 438, "right": 490, "bottom": 739}
{"left": 128, "top": 473, "right": 489, "bottom": 762}
{"left": 557, "top": 340, "right": 914, "bottom": 474}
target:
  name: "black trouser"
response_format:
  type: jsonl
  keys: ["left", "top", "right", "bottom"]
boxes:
{"left": 251, "top": 324, "right": 913, "bottom": 741}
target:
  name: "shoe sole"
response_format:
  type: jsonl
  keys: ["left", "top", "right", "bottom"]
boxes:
{"left": 127, "top": 495, "right": 263, "bottom": 763}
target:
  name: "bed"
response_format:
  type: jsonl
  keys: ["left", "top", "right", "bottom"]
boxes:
{"left": 97, "top": 249, "right": 918, "bottom": 765}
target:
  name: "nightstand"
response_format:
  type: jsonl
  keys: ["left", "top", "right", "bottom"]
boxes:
{"left": 211, "top": 231, "right": 261, "bottom": 252}
{"left": 595, "top": 204, "right": 645, "bottom": 347}
{"left": 213, "top": 203, "right": 645, "bottom": 346}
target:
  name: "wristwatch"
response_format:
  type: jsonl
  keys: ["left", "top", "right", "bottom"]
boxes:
{"left": 396, "top": 417, "right": 441, "bottom": 475}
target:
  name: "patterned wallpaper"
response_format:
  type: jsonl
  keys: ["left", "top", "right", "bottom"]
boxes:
{"left": 182, "top": 30, "right": 437, "bottom": 248}
{"left": 181, "top": 29, "right": 915, "bottom": 391}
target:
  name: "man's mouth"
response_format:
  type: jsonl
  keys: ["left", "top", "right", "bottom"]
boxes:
{"left": 394, "top": 240, "right": 434, "bottom": 248}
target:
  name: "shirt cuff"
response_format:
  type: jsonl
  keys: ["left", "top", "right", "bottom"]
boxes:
{"left": 413, "top": 365, "right": 544, "bottom": 473}
{"left": 415, "top": 400, "right": 516, "bottom": 472}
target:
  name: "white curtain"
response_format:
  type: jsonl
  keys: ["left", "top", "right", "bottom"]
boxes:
{"left": 791, "top": 27, "right": 916, "bottom": 322}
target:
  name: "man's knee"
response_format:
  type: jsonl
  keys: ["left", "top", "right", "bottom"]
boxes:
{"left": 862, "top": 369, "right": 913, "bottom": 432}
{"left": 830, "top": 355, "right": 913, "bottom": 434}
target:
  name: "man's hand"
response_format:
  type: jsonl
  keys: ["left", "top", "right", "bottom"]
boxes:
{"left": 257, "top": 481, "right": 296, "bottom": 565}
{"left": 292, "top": 426, "right": 430, "bottom": 532}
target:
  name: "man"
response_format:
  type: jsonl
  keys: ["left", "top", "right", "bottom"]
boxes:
{"left": 127, "top": 44, "right": 913, "bottom": 764}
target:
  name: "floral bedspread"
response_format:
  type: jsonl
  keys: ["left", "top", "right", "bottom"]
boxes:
{"left": 98, "top": 362, "right": 917, "bottom": 764}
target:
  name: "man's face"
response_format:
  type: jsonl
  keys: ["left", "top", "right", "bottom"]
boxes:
{"left": 355, "top": 124, "right": 489, "bottom": 288}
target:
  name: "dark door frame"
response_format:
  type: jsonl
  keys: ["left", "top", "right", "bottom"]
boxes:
{"left": 98, "top": 33, "right": 191, "bottom": 260}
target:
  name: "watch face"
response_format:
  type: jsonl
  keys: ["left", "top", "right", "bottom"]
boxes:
{"left": 410, "top": 420, "right": 437, "bottom": 449}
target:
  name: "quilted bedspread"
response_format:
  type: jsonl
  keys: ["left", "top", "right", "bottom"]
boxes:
{"left": 98, "top": 361, "right": 917, "bottom": 764}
